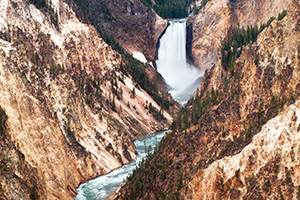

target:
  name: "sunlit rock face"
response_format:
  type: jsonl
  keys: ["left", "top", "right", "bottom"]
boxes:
{"left": 186, "top": 3, "right": 300, "bottom": 199}
{"left": 188, "top": 100, "right": 300, "bottom": 200}
{"left": 0, "top": 0, "right": 172, "bottom": 199}
{"left": 190, "top": 0, "right": 293, "bottom": 69}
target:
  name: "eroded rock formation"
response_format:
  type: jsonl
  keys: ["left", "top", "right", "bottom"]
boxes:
{"left": 190, "top": 0, "right": 293, "bottom": 69}
{"left": 0, "top": 0, "right": 172, "bottom": 199}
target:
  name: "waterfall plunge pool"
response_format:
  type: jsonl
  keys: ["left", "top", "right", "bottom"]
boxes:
{"left": 75, "top": 130, "right": 167, "bottom": 200}
{"left": 75, "top": 18, "right": 202, "bottom": 200}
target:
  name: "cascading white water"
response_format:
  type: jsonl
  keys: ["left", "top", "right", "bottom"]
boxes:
{"left": 156, "top": 19, "right": 203, "bottom": 104}
{"left": 74, "top": 131, "right": 167, "bottom": 200}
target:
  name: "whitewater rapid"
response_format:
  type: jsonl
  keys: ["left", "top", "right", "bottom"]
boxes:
{"left": 156, "top": 19, "right": 203, "bottom": 104}
{"left": 74, "top": 131, "right": 167, "bottom": 200}
{"left": 74, "top": 19, "right": 200, "bottom": 200}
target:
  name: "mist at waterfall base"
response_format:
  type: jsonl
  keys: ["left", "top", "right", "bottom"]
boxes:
{"left": 156, "top": 19, "right": 203, "bottom": 104}
{"left": 74, "top": 19, "right": 201, "bottom": 200}
{"left": 75, "top": 131, "right": 167, "bottom": 200}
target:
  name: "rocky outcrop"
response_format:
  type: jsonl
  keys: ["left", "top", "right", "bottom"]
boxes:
{"left": 0, "top": 0, "right": 172, "bottom": 199}
{"left": 116, "top": 2, "right": 300, "bottom": 199}
{"left": 188, "top": 99, "right": 300, "bottom": 199}
{"left": 70, "top": 0, "right": 167, "bottom": 62}
{"left": 190, "top": 0, "right": 293, "bottom": 69}
{"left": 0, "top": 108, "right": 45, "bottom": 199}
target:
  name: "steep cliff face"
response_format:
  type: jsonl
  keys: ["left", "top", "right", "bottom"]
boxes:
{"left": 190, "top": 0, "right": 293, "bottom": 69}
{"left": 70, "top": 0, "right": 167, "bottom": 62}
{"left": 185, "top": 3, "right": 300, "bottom": 198}
{"left": 0, "top": 0, "right": 172, "bottom": 199}
{"left": 116, "top": 2, "right": 300, "bottom": 199}
{"left": 0, "top": 107, "right": 44, "bottom": 200}
{"left": 188, "top": 100, "right": 300, "bottom": 199}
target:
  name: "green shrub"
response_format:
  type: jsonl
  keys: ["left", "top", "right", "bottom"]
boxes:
{"left": 0, "top": 107, "right": 7, "bottom": 135}
{"left": 221, "top": 14, "right": 280, "bottom": 74}
{"left": 30, "top": 182, "right": 39, "bottom": 200}
{"left": 278, "top": 10, "right": 287, "bottom": 20}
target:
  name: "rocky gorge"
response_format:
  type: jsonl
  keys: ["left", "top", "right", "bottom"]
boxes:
{"left": 0, "top": 0, "right": 174, "bottom": 199}
{"left": 116, "top": 0, "right": 300, "bottom": 199}
{"left": 0, "top": 0, "right": 299, "bottom": 199}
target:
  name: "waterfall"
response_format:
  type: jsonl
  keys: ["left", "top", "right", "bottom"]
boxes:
{"left": 156, "top": 19, "right": 203, "bottom": 104}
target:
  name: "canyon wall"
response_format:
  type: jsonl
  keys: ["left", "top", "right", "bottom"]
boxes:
{"left": 187, "top": 4, "right": 300, "bottom": 198}
{"left": 70, "top": 0, "right": 167, "bottom": 62}
{"left": 116, "top": 1, "right": 300, "bottom": 199}
{"left": 190, "top": 0, "right": 293, "bottom": 69}
{"left": 0, "top": 0, "right": 172, "bottom": 199}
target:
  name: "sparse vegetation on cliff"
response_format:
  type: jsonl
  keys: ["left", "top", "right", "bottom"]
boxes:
{"left": 120, "top": 53, "right": 174, "bottom": 111}
{"left": 28, "top": 0, "right": 59, "bottom": 30}
{"left": 0, "top": 107, "right": 44, "bottom": 199}
{"left": 148, "top": 102, "right": 166, "bottom": 121}
{"left": 71, "top": 0, "right": 174, "bottom": 113}
{"left": 190, "top": 0, "right": 211, "bottom": 14}
{"left": 277, "top": 10, "right": 287, "bottom": 20}
{"left": 0, "top": 25, "right": 11, "bottom": 42}
{"left": 221, "top": 10, "right": 287, "bottom": 75}
{"left": 30, "top": 182, "right": 39, "bottom": 200}
{"left": 117, "top": 6, "right": 300, "bottom": 199}
{"left": 0, "top": 107, "right": 7, "bottom": 136}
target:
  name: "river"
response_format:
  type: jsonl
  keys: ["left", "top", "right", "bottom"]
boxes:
{"left": 75, "top": 130, "right": 167, "bottom": 200}
{"left": 75, "top": 19, "right": 202, "bottom": 200}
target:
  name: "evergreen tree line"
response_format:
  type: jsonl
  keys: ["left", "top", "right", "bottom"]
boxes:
{"left": 0, "top": 107, "right": 7, "bottom": 136}
{"left": 171, "top": 87, "right": 217, "bottom": 132}
{"left": 122, "top": 136, "right": 173, "bottom": 199}
{"left": 221, "top": 25, "right": 260, "bottom": 75}
{"left": 221, "top": 10, "right": 287, "bottom": 75}
{"left": 172, "top": 10, "right": 288, "bottom": 133}
{"left": 121, "top": 53, "right": 174, "bottom": 111}
{"left": 140, "top": 0, "right": 196, "bottom": 18}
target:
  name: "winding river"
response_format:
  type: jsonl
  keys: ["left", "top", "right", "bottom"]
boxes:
{"left": 75, "top": 130, "right": 167, "bottom": 200}
{"left": 75, "top": 19, "right": 202, "bottom": 200}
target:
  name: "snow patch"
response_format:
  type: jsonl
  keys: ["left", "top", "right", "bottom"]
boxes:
{"left": 133, "top": 52, "right": 148, "bottom": 63}
{"left": 29, "top": 4, "right": 44, "bottom": 25}
{"left": 51, "top": 0, "right": 60, "bottom": 11}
